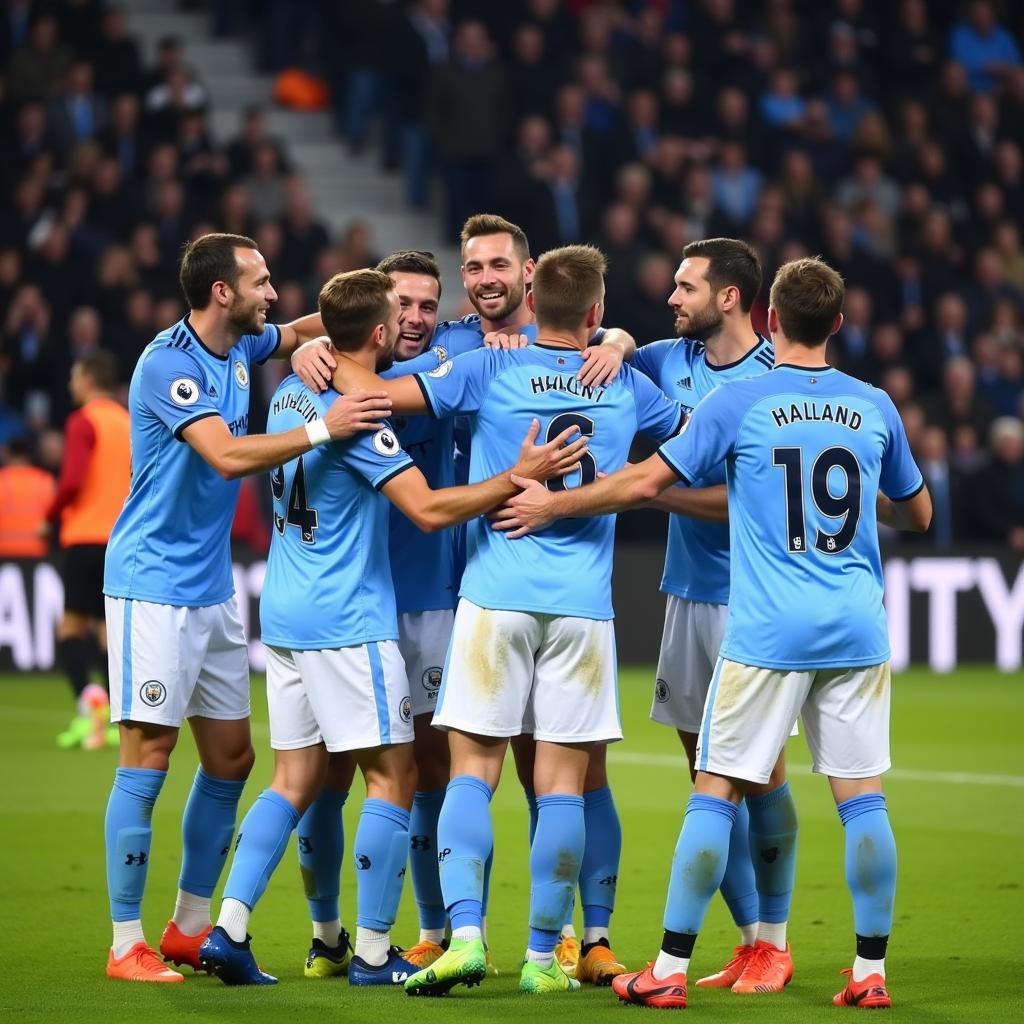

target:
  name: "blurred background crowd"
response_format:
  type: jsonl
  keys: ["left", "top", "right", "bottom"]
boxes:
{"left": 1, "top": 0, "right": 1023, "bottom": 550}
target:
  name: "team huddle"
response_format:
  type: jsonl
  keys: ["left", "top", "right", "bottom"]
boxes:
{"left": 98, "top": 215, "right": 931, "bottom": 1010}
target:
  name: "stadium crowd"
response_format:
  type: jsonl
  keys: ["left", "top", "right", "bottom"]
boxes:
{"left": 1, "top": 0, "right": 1024, "bottom": 549}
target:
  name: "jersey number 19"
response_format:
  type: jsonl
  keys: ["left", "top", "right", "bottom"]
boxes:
{"left": 773, "top": 446, "right": 862, "bottom": 554}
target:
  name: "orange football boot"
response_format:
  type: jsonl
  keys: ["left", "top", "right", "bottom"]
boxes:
{"left": 576, "top": 941, "right": 626, "bottom": 986}
{"left": 106, "top": 941, "right": 184, "bottom": 982}
{"left": 612, "top": 964, "right": 687, "bottom": 1009}
{"left": 695, "top": 944, "right": 756, "bottom": 988}
{"left": 402, "top": 939, "right": 445, "bottom": 969}
{"left": 731, "top": 939, "right": 793, "bottom": 994}
{"left": 160, "top": 919, "right": 213, "bottom": 972}
{"left": 832, "top": 968, "right": 892, "bottom": 1008}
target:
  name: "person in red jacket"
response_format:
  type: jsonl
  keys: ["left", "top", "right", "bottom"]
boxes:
{"left": 46, "top": 350, "right": 131, "bottom": 749}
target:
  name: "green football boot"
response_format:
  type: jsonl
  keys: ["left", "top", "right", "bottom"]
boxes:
{"left": 404, "top": 937, "right": 486, "bottom": 996}
{"left": 519, "top": 958, "right": 582, "bottom": 995}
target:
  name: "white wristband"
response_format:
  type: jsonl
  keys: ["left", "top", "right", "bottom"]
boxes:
{"left": 305, "top": 418, "right": 331, "bottom": 446}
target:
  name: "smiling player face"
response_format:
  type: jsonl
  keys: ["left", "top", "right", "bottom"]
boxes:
{"left": 389, "top": 271, "right": 440, "bottom": 361}
{"left": 461, "top": 232, "right": 533, "bottom": 324}
{"left": 668, "top": 256, "right": 723, "bottom": 342}
{"left": 227, "top": 246, "right": 277, "bottom": 335}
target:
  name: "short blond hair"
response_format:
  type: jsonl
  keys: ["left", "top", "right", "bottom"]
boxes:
{"left": 460, "top": 213, "right": 531, "bottom": 263}
{"left": 318, "top": 268, "right": 393, "bottom": 351}
{"left": 769, "top": 256, "right": 845, "bottom": 346}
{"left": 532, "top": 245, "right": 607, "bottom": 332}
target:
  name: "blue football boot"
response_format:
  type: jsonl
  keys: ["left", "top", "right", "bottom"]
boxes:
{"left": 348, "top": 945, "right": 418, "bottom": 986}
{"left": 199, "top": 926, "right": 278, "bottom": 985}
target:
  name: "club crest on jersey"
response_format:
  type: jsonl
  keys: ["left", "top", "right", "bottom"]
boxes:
{"left": 655, "top": 678, "right": 670, "bottom": 703}
{"left": 433, "top": 345, "right": 448, "bottom": 363}
{"left": 399, "top": 696, "right": 412, "bottom": 722}
{"left": 373, "top": 428, "right": 401, "bottom": 456}
{"left": 170, "top": 377, "right": 200, "bottom": 406}
{"left": 234, "top": 360, "right": 249, "bottom": 389}
{"left": 422, "top": 667, "right": 442, "bottom": 693}
{"left": 140, "top": 679, "right": 167, "bottom": 707}
{"left": 427, "top": 359, "right": 454, "bottom": 379}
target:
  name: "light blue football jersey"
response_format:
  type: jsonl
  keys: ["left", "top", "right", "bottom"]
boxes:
{"left": 103, "top": 316, "right": 280, "bottom": 607}
{"left": 259, "top": 375, "right": 414, "bottom": 650}
{"left": 417, "top": 344, "right": 684, "bottom": 620}
{"left": 658, "top": 364, "right": 924, "bottom": 669}
{"left": 431, "top": 316, "right": 539, "bottom": 485}
{"left": 382, "top": 356, "right": 457, "bottom": 615}
{"left": 632, "top": 334, "right": 774, "bottom": 605}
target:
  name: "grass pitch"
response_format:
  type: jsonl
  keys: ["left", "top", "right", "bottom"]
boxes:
{"left": 0, "top": 667, "right": 1021, "bottom": 1022}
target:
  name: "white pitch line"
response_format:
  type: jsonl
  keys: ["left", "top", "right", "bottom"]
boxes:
{"left": 606, "top": 750, "right": 1024, "bottom": 788}
{"left": 2, "top": 707, "right": 1020, "bottom": 787}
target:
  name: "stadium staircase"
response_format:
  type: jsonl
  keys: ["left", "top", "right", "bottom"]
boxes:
{"left": 125, "top": 1, "right": 464, "bottom": 314}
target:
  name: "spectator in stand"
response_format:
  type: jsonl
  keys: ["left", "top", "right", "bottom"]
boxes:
{"left": 426, "top": 20, "right": 511, "bottom": 240}
{"left": 965, "top": 416, "right": 1024, "bottom": 550}
{"left": 92, "top": 5, "right": 143, "bottom": 98}
{"left": 964, "top": 247, "right": 1024, "bottom": 335}
{"left": 760, "top": 66, "right": 806, "bottom": 130}
{"left": 389, "top": 0, "right": 450, "bottom": 208}
{"left": 948, "top": 0, "right": 1022, "bottom": 95}
{"left": 924, "top": 355, "right": 996, "bottom": 446}
{"left": 711, "top": 141, "right": 762, "bottom": 228}
{"left": 8, "top": 13, "right": 70, "bottom": 103}
{"left": 0, "top": 436, "right": 55, "bottom": 559}
{"left": 47, "top": 60, "right": 107, "bottom": 162}
{"left": 916, "top": 425, "right": 962, "bottom": 546}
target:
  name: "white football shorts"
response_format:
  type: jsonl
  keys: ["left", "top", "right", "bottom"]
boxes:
{"left": 695, "top": 658, "right": 891, "bottom": 784}
{"left": 265, "top": 640, "right": 414, "bottom": 752}
{"left": 651, "top": 595, "right": 729, "bottom": 732}
{"left": 432, "top": 598, "right": 622, "bottom": 744}
{"left": 106, "top": 596, "right": 250, "bottom": 727}
{"left": 398, "top": 609, "right": 455, "bottom": 718}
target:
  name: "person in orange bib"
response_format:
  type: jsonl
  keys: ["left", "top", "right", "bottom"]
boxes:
{"left": 0, "top": 437, "right": 56, "bottom": 559}
{"left": 46, "top": 350, "right": 131, "bottom": 750}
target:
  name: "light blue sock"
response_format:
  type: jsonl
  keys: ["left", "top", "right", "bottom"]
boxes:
{"left": 747, "top": 782, "right": 799, "bottom": 924}
{"left": 178, "top": 768, "right": 246, "bottom": 898}
{"left": 297, "top": 787, "right": 347, "bottom": 922}
{"left": 663, "top": 794, "right": 738, "bottom": 934}
{"left": 530, "top": 794, "right": 585, "bottom": 936}
{"left": 528, "top": 925, "right": 558, "bottom": 953}
{"left": 438, "top": 775, "right": 492, "bottom": 923}
{"left": 719, "top": 799, "right": 759, "bottom": 929}
{"left": 104, "top": 767, "right": 166, "bottom": 920}
{"left": 409, "top": 789, "right": 446, "bottom": 930}
{"left": 524, "top": 787, "right": 538, "bottom": 845}
{"left": 354, "top": 798, "right": 410, "bottom": 931}
{"left": 580, "top": 786, "right": 621, "bottom": 929}
{"left": 839, "top": 793, "right": 897, "bottom": 938}
{"left": 223, "top": 789, "right": 300, "bottom": 910}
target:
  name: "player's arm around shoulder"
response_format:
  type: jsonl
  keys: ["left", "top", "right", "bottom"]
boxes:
{"left": 492, "top": 450, "right": 682, "bottom": 538}
{"left": 382, "top": 418, "right": 589, "bottom": 533}
{"left": 181, "top": 387, "right": 393, "bottom": 481}
{"left": 329, "top": 354, "right": 430, "bottom": 415}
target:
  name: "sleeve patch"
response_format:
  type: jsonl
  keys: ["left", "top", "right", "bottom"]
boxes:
{"left": 427, "top": 360, "right": 454, "bottom": 379}
{"left": 169, "top": 378, "right": 202, "bottom": 406}
{"left": 372, "top": 427, "right": 402, "bottom": 456}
